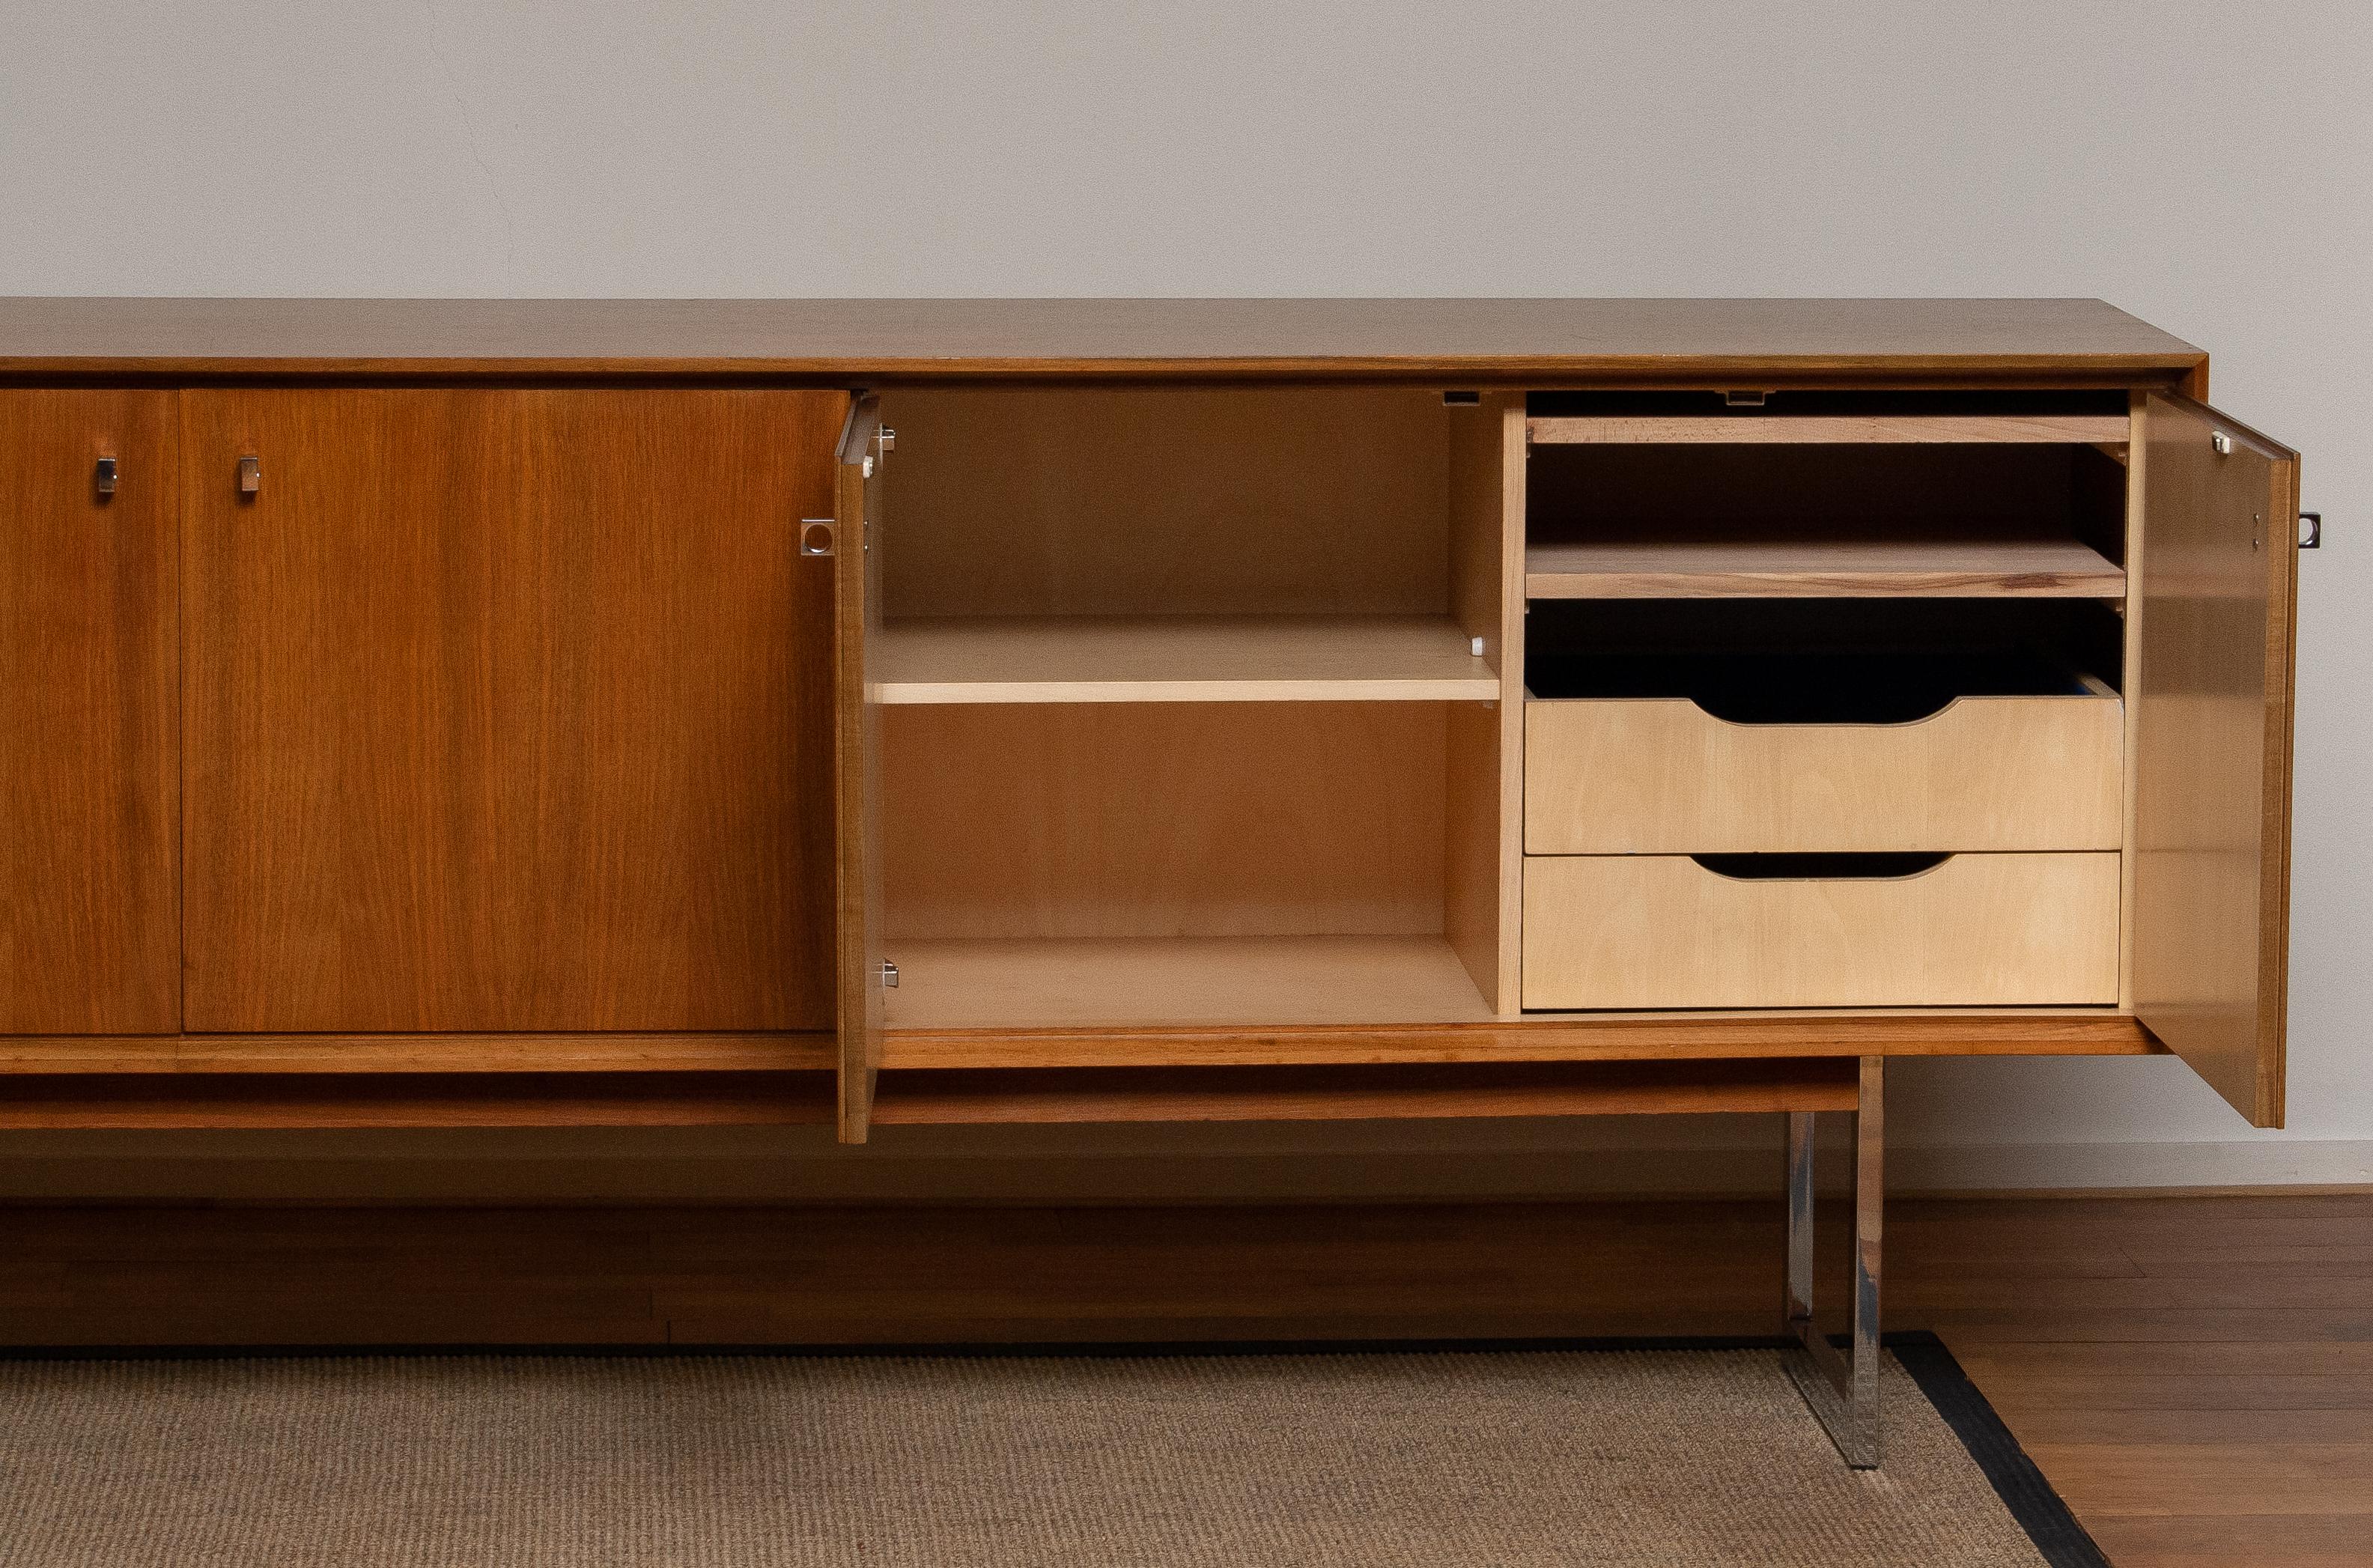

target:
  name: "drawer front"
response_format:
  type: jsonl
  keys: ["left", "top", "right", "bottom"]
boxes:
{"left": 1525, "top": 694, "right": 2123, "bottom": 854}
{"left": 1522, "top": 852, "right": 2121, "bottom": 1009}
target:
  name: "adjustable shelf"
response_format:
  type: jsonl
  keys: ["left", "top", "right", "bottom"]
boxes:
{"left": 1526, "top": 413, "right": 2131, "bottom": 446}
{"left": 877, "top": 615, "right": 1498, "bottom": 704}
{"left": 1523, "top": 538, "right": 2126, "bottom": 600}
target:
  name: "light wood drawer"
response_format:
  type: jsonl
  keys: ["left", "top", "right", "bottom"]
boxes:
{"left": 1524, "top": 693, "right": 2123, "bottom": 854}
{"left": 1522, "top": 851, "right": 2121, "bottom": 1009}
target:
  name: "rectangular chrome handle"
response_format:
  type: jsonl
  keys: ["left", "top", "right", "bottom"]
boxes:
{"left": 238, "top": 455, "right": 261, "bottom": 496}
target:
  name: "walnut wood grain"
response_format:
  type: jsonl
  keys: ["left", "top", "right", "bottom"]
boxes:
{"left": 0, "top": 390, "right": 180, "bottom": 1033}
{"left": 0, "top": 1072, "right": 834, "bottom": 1128}
{"left": 0, "top": 298, "right": 2207, "bottom": 385}
{"left": 0, "top": 1033, "right": 836, "bottom": 1075}
{"left": 180, "top": 388, "right": 843, "bottom": 1032}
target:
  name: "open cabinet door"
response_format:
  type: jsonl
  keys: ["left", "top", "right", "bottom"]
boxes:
{"left": 832, "top": 395, "right": 889, "bottom": 1142}
{"left": 2131, "top": 392, "right": 2300, "bottom": 1126}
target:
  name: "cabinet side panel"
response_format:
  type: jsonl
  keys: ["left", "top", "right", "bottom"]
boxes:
{"left": 1444, "top": 393, "right": 1516, "bottom": 1009}
{"left": 0, "top": 390, "right": 180, "bottom": 1033}
{"left": 1496, "top": 402, "right": 1527, "bottom": 1014}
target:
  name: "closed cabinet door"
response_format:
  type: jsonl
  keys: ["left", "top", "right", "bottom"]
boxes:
{"left": 0, "top": 391, "right": 180, "bottom": 1033}
{"left": 182, "top": 389, "right": 845, "bottom": 1033}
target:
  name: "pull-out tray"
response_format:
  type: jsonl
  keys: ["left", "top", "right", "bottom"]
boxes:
{"left": 1522, "top": 851, "right": 2121, "bottom": 1011}
{"left": 1525, "top": 651, "right": 2123, "bottom": 854}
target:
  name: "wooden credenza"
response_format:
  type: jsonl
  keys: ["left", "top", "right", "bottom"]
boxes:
{"left": 0, "top": 300, "right": 2299, "bottom": 1140}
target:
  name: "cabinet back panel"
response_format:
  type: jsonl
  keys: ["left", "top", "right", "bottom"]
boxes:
{"left": 883, "top": 702, "right": 1448, "bottom": 940}
{"left": 1527, "top": 598, "right": 2127, "bottom": 690}
{"left": 0, "top": 390, "right": 180, "bottom": 1033}
{"left": 1529, "top": 442, "right": 2127, "bottom": 564}
{"left": 880, "top": 389, "right": 1451, "bottom": 618}
{"left": 181, "top": 389, "right": 842, "bottom": 1033}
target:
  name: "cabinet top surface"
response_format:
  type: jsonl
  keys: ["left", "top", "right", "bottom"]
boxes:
{"left": 0, "top": 297, "right": 2204, "bottom": 384}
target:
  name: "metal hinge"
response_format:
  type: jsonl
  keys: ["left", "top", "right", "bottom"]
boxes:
{"left": 799, "top": 518, "right": 836, "bottom": 556}
{"left": 879, "top": 959, "right": 899, "bottom": 989}
{"left": 2300, "top": 512, "right": 2323, "bottom": 550}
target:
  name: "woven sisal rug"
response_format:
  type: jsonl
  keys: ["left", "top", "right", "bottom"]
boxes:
{"left": 0, "top": 1336, "right": 2101, "bottom": 1567}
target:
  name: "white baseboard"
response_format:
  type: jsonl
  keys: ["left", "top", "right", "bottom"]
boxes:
{"left": 1891, "top": 1138, "right": 2373, "bottom": 1191}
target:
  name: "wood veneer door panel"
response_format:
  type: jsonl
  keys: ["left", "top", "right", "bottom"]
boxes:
{"left": 833, "top": 397, "right": 886, "bottom": 1142}
{"left": 0, "top": 390, "right": 180, "bottom": 1033}
{"left": 2130, "top": 394, "right": 2298, "bottom": 1127}
{"left": 181, "top": 389, "right": 842, "bottom": 1033}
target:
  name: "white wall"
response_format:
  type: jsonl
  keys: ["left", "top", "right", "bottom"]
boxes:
{"left": 3, "top": 1, "right": 2367, "bottom": 1191}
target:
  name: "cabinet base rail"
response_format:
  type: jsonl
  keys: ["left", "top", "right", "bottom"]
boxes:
{"left": 1782, "top": 1055, "right": 1883, "bottom": 1468}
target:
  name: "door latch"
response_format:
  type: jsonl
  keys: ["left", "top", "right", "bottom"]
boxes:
{"left": 2300, "top": 512, "right": 2323, "bottom": 550}
{"left": 94, "top": 457, "right": 118, "bottom": 497}
{"left": 879, "top": 959, "right": 899, "bottom": 989}
{"left": 799, "top": 519, "right": 836, "bottom": 556}
{"left": 237, "top": 455, "right": 261, "bottom": 496}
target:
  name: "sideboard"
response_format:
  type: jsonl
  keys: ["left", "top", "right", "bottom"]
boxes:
{"left": 0, "top": 299, "right": 2302, "bottom": 1462}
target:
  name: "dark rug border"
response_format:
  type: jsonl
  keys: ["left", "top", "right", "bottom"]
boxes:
{"left": 1886, "top": 1331, "right": 2112, "bottom": 1568}
{"left": 1, "top": 1329, "right": 2106, "bottom": 1567}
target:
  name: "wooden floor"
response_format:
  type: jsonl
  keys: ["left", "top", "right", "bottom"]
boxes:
{"left": 1, "top": 1193, "right": 2366, "bottom": 1567}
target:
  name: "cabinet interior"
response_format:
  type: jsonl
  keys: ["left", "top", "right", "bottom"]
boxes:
{"left": 1526, "top": 598, "right": 2127, "bottom": 720}
{"left": 877, "top": 388, "right": 1505, "bottom": 1030}
{"left": 1525, "top": 391, "right": 2130, "bottom": 600}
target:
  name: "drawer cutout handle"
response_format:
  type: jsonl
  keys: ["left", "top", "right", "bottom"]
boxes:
{"left": 1685, "top": 693, "right": 1960, "bottom": 727}
{"left": 1526, "top": 650, "right": 2108, "bottom": 727}
{"left": 1690, "top": 851, "right": 1951, "bottom": 881}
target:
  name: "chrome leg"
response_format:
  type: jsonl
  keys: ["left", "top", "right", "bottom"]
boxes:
{"left": 1783, "top": 1055, "right": 1884, "bottom": 1468}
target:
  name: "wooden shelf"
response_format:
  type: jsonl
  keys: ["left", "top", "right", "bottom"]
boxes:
{"left": 877, "top": 616, "right": 1498, "bottom": 704}
{"left": 1526, "top": 413, "right": 2132, "bottom": 445}
{"left": 883, "top": 936, "right": 1498, "bottom": 1030}
{"left": 1524, "top": 538, "right": 2125, "bottom": 599}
